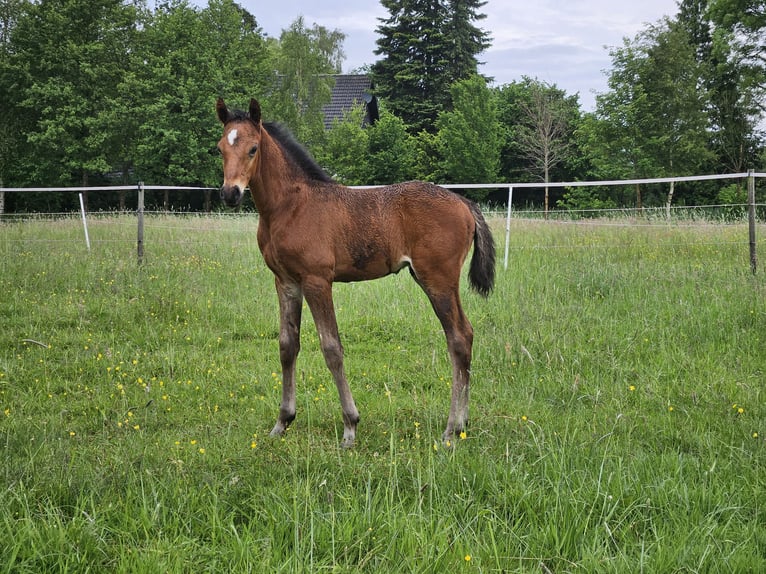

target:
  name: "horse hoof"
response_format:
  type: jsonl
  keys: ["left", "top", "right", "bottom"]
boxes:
{"left": 441, "top": 429, "right": 459, "bottom": 447}
{"left": 341, "top": 429, "right": 356, "bottom": 448}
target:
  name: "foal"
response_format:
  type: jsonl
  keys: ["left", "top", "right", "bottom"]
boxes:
{"left": 216, "top": 98, "right": 495, "bottom": 446}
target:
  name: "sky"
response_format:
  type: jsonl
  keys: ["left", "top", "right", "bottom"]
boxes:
{"left": 232, "top": 0, "right": 681, "bottom": 112}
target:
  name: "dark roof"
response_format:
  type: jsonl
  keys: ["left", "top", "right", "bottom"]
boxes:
{"left": 322, "top": 75, "right": 378, "bottom": 129}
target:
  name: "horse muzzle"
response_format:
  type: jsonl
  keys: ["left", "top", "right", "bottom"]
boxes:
{"left": 220, "top": 184, "right": 244, "bottom": 207}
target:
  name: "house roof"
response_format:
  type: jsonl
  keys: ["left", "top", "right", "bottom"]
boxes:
{"left": 322, "top": 74, "right": 377, "bottom": 129}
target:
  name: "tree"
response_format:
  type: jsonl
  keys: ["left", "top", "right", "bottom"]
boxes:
{"left": 580, "top": 19, "right": 713, "bottom": 208}
{"left": 268, "top": 17, "right": 345, "bottom": 145}
{"left": 315, "top": 106, "right": 370, "bottom": 185}
{"left": 316, "top": 104, "right": 418, "bottom": 186}
{"left": 494, "top": 80, "right": 584, "bottom": 207}
{"left": 0, "top": 0, "right": 28, "bottom": 211}
{"left": 708, "top": 0, "right": 765, "bottom": 112}
{"left": 120, "top": 0, "right": 269, "bottom": 207}
{"left": 678, "top": 0, "right": 764, "bottom": 175}
{"left": 515, "top": 79, "right": 578, "bottom": 214}
{"left": 7, "top": 0, "right": 140, "bottom": 192}
{"left": 372, "top": 0, "right": 490, "bottom": 133}
{"left": 366, "top": 108, "right": 418, "bottom": 184}
{"left": 433, "top": 75, "right": 499, "bottom": 200}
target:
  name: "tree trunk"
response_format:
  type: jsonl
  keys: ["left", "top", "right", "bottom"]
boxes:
{"left": 544, "top": 164, "right": 550, "bottom": 220}
{"left": 665, "top": 180, "right": 675, "bottom": 221}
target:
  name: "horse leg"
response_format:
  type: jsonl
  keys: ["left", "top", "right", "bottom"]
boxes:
{"left": 270, "top": 278, "right": 303, "bottom": 438}
{"left": 424, "top": 288, "right": 474, "bottom": 443}
{"left": 302, "top": 277, "right": 359, "bottom": 447}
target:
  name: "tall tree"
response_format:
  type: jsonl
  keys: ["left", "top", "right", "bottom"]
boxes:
{"left": 121, "top": 0, "right": 268, "bottom": 196}
{"left": 268, "top": 16, "right": 345, "bottom": 145}
{"left": 0, "top": 0, "right": 27, "bottom": 208}
{"left": 372, "top": 0, "right": 490, "bottom": 133}
{"left": 708, "top": 0, "right": 765, "bottom": 110}
{"left": 678, "top": 0, "right": 764, "bottom": 174}
{"left": 316, "top": 105, "right": 418, "bottom": 186}
{"left": 433, "top": 75, "right": 499, "bottom": 199}
{"left": 580, "top": 19, "right": 713, "bottom": 208}
{"left": 7, "top": 0, "right": 140, "bottom": 189}
{"left": 366, "top": 108, "right": 418, "bottom": 184}
{"left": 315, "top": 106, "right": 370, "bottom": 185}
{"left": 515, "top": 79, "right": 578, "bottom": 214}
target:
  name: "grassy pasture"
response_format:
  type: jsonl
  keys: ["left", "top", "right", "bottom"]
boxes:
{"left": 1, "top": 213, "right": 764, "bottom": 572}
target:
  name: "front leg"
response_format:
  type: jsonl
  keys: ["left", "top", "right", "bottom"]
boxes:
{"left": 270, "top": 278, "right": 303, "bottom": 437}
{"left": 302, "top": 276, "right": 359, "bottom": 447}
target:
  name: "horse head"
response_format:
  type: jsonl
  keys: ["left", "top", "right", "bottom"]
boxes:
{"left": 216, "top": 98, "right": 262, "bottom": 207}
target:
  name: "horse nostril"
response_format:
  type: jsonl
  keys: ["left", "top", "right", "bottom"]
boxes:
{"left": 220, "top": 185, "right": 242, "bottom": 206}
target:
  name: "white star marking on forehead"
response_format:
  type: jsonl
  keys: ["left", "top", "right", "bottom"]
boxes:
{"left": 227, "top": 129, "right": 238, "bottom": 146}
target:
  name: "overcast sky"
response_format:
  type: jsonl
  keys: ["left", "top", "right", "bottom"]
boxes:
{"left": 230, "top": 0, "right": 681, "bottom": 111}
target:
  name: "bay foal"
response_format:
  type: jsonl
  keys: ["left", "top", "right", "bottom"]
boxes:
{"left": 216, "top": 98, "right": 495, "bottom": 446}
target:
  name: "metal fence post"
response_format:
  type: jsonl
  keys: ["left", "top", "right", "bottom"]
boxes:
{"left": 137, "top": 182, "right": 145, "bottom": 265}
{"left": 504, "top": 186, "right": 513, "bottom": 270}
{"left": 78, "top": 193, "right": 91, "bottom": 252}
{"left": 748, "top": 170, "right": 756, "bottom": 274}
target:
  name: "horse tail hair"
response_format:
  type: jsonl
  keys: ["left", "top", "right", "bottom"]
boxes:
{"left": 462, "top": 198, "right": 496, "bottom": 297}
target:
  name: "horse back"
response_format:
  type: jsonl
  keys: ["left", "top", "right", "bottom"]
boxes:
{"left": 334, "top": 181, "right": 476, "bottom": 282}
{"left": 259, "top": 180, "right": 476, "bottom": 284}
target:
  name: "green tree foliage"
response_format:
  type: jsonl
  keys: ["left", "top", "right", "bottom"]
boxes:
{"left": 317, "top": 104, "right": 417, "bottom": 186}
{"left": 268, "top": 17, "right": 345, "bottom": 145}
{"left": 579, "top": 19, "right": 714, "bottom": 207}
{"left": 316, "top": 106, "right": 370, "bottom": 185}
{"left": 678, "top": 0, "right": 764, "bottom": 174}
{"left": 0, "top": 0, "right": 26, "bottom": 190}
{"left": 0, "top": 0, "right": 342, "bottom": 211}
{"left": 121, "top": 0, "right": 269, "bottom": 192}
{"left": 432, "top": 75, "right": 499, "bottom": 198}
{"left": 708, "top": 0, "right": 765, "bottom": 104}
{"left": 366, "top": 109, "right": 418, "bottom": 184}
{"left": 372, "top": 0, "right": 490, "bottom": 133}
{"left": 495, "top": 79, "right": 584, "bottom": 206}
{"left": 4, "top": 0, "right": 140, "bottom": 187}
{"left": 0, "top": 0, "right": 763, "bottom": 214}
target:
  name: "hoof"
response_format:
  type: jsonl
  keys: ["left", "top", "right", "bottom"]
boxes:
{"left": 441, "top": 428, "right": 463, "bottom": 446}
{"left": 270, "top": 422, "right": 287, "bottom": 437}
{"left": 341, "top": 425, "right": 356, "bottom": 448}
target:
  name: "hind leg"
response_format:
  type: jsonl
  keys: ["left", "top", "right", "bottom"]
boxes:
{"left": 421, "top": 285, "right": 474, "bottom": 442}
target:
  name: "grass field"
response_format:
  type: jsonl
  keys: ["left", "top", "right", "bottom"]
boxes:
{"left": 1, "top": 213, "right": 764, "bottom": 572}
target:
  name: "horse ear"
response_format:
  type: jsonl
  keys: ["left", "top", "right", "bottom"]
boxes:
{"left": 216, "top": 98, "right": 232, "bottom": 124}
{"left": 248, "top": 99, "right": 261, "bottom": 125}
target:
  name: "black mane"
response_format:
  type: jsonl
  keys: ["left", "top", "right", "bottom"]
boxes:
{"left": 264, "top": 122, "right": 334, "bottom": 184}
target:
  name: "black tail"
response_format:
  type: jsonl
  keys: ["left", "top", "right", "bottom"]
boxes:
{"left": 463, "top": 199, "right": 496, "bottom": 297}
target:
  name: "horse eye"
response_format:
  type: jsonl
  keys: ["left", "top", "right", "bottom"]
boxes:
{"left": 248, "top": 145, "right": 258, "bottom": 158}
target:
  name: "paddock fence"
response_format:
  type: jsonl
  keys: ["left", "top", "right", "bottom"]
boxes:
{"left": 1, "top": 172, "right": 765, "bottom": 272}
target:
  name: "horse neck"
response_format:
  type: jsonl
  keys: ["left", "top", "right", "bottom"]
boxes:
{"left": 248, "top": 128, "right": 294, "bottom": 218}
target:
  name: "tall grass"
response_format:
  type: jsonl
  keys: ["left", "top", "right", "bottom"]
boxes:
{"left": 1, "top": 214, "right": 764, "bottom": 572}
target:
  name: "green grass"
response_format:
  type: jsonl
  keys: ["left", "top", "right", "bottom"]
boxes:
{"left": 1, "top": 214, "right": 764, "bottom": 572}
